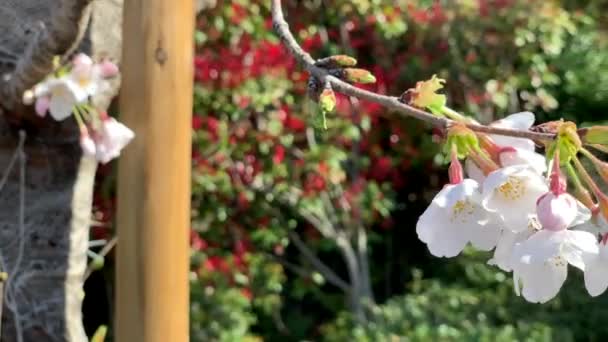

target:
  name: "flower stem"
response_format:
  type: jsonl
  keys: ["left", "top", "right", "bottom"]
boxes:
{"left": 571, "top": 155, "right": 602, "bottom": 196}
{"left": 566, "top": 162, "right": 596, "bottom": 210}
{"left": 468, "top": 148, "right": 499, "bottom": 175}
{"left": 580, "top": 148, "right": 600, "bottom": 163}
{"left": 72, "top": 108, "right": 86, "bottom": 131}
{"left": 580, "top": 147, "right": 608, "bottom": 185}
{"left": 589, "top": 144, "right": 608, "bottom": 155}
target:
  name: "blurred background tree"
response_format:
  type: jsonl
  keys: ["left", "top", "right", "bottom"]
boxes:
{"left": 84, "top": 0, "right": 608, "bottom": 341}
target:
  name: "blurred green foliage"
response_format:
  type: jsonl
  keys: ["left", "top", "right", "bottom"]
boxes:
{"left": 323, "top": 248, "right": 608, "bottom": 341}
{"left": 190, "top": 0, "right": 608, "bottom": 341}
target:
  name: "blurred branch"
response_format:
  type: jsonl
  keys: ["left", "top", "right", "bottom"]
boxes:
{"left": 355, "top": 222, "right": 373, "bottom": 303}
{"left": 84, "top": 236, "right": 117, "bottom": 280}
{"left": 270, "top": 0, "right": 556, "bottom": 142}
{"left": 287, "top": 231, "right": 350, "bottom": 293}
{"left": 335, "top": 232, "right": 366, "bottom": 323}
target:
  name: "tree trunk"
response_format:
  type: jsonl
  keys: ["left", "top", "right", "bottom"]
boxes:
{"left": 0, "top": 117, "right": 95, "bottom": 342}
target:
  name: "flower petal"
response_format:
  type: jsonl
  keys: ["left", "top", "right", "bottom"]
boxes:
{"left": 49, "top": 95, "right": 75, "bottom": 121}
{"left": 572, "top": 200, "right": 592, "bottom": 227}
{"left": 33, "top": 83, "right": 50, "bottom": 97}
{"left": 584, "top": 244, "right": 608, "bottom": 296}
{"left": 416, "top": 205, "right": 469, "bottom": 258}
{"left": 513, "top": 229, "right": 564, "bottom": 265}
{"left": 469, "top": 218, "right": 501, "bottom": 251}
{"left": 482, "top": 166, "right": 548, "bottom": 232}
{"left": 562, "top": 230, "right": 599, "bottom": 270}
{"left": 35, "top": 96, "right": 50, "bottom": 117}
{"left": 499, "top": 148, "right": 546, "bottom": 175}
{"left": 489, "top": 112, "right": 536, "bottom": 151}
{"left": 514, "top": 255, "right": 567, "bottom": 303}
{"left": 416, "top": 180, "right": 487, "bottom": 257}
{"left": 433, "top": 179, "right": 480, "bottom": 209}
{"left": 493, "top": 112, "right": 536, "bottom": 130}
{"left": 489, "top": 225, "right": 537, "bottom": 272}
{"left": 584, "top": 259, "right": 608, "bottom": 297}
{"left": 465, "top": 158, "right": 486, "bottom": 184}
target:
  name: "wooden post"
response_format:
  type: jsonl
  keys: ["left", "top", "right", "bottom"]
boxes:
{"left": 116, "top": 0, "right": 193, "bottom": 340}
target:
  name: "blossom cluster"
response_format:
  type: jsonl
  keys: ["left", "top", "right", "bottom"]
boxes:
{"left": 417, "top": 112, "right": 608, "bottom": 303}
{"left": 23, "top": 53, "right": 134, "bottom": 163}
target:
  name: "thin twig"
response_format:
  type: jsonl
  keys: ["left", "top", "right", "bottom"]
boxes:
{"left": 84, "top": 236, "right": 117, "bottom": 280}
{"left": 270, "top": 0, "right": 555, "bottom": 142}
{"left": 0, "top": 132, "right": 26, "bottom": 341}
{"left": 288, "top": 231, "right": 350, "bottom": 293}
{"left": 0, "top": 272, "right": 6, "bottom": 338}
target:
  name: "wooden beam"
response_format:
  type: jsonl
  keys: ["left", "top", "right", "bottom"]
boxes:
{"left": 116, "top": 0, "right": 193, "bottom": 340}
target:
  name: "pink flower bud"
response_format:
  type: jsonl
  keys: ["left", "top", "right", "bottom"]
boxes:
{"left": 536, "top": 192, "right": 577, "bottom": 231}
{"left": 97, "top": 60, "right": 119, "bottom": 78}
{"left": 35, "top": 96, "right": 50, "bottom": 117}
{"left": 549, "top": 149, "right": 567, "bottom": 194}
{"left": 448, "top": 148, "right": 463, "bottom": 184}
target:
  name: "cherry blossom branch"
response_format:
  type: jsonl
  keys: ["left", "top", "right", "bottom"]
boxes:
{"left": 270, "top": 0, "right": 555, "bottom": 142}
{"left": 1, "top": 0, "right": 93, "bottom": 108}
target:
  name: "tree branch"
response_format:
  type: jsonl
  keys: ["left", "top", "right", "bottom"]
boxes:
{"left": 287, "top": 231, "right": 350, "bottom": 293}
{"left": 1, "top": 0, "right": 93, "bottom": 108}
{"left": 270, "top": 0, "right": 556, "bottom": 142}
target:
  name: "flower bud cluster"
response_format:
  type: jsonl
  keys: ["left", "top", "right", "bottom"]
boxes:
{"left": 417, "top": 111, "right": 608, "bottom": 303}
{"left": 23, "top": 53, "right": 134, "bottom": 164}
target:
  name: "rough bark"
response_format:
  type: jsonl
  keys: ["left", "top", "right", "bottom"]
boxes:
{"left": 0, "top": 118, "right": 95, "bottom": 342}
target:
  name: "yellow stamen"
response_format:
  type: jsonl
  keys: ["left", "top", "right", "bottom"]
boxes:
{"left": 497, "top": 176, "right": 526, "bottom": 200}
{"left": 451, "top": 199, "right": 475, "bottom": 223}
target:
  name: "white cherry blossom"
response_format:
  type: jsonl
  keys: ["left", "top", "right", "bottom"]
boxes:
{"left": 33, "top": 78, "right": 88, "bottom": 121}
{"left": 511, "top": 228, "right": 598, "bottom": 303}
{"left": 70, "top": 53, "right": 117, "bottom": 96}
{"left": 482, "top": 165, "right": 548, "bottom": 232}
{"left": 511, "top": 170, "right": 597, "bottom": 303}
{"left": 93, "top": 117, "right": 135, "bottom": 164}
{"left": 417, "top": 178, "right": 500, "bottom": 257}
{"left": 490, "top": 203, "right": 592, "bottom": 273}
{"left": 71, "top": 53, "right": 98, "bottom": 96}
